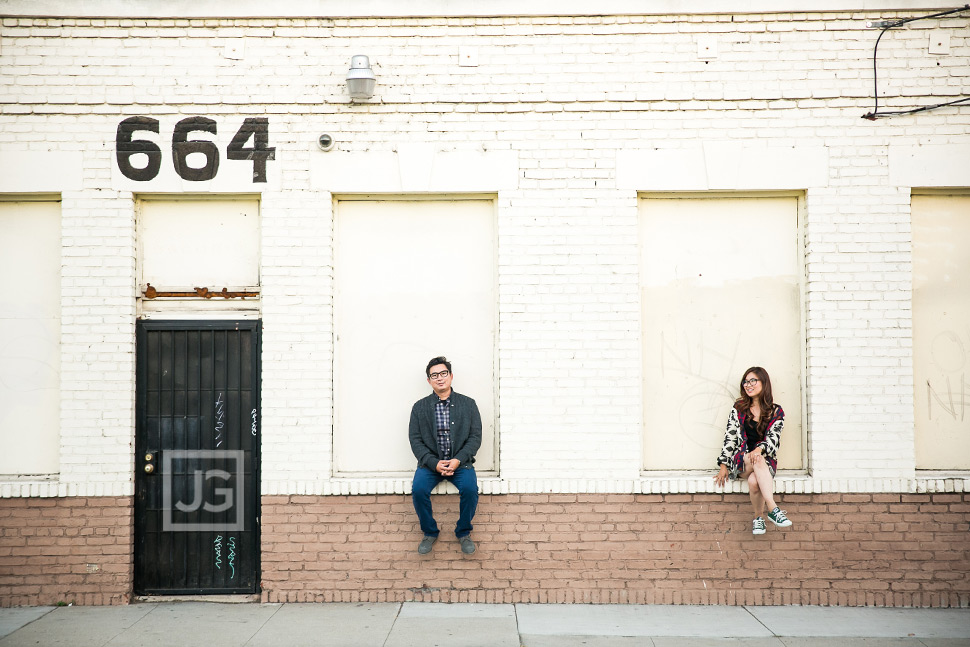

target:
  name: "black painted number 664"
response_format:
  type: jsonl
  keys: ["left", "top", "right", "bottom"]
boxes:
{"left": 116, "top": 116, "right": 276, "bottom": 183}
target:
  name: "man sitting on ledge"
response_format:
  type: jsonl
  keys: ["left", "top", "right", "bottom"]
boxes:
{"left": 408, "top": 356, "right": 482, "bottom": 555}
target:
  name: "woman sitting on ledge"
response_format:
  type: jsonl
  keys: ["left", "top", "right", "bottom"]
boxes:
{"left": 715, "top": 366, "right": 793, "bottom": 535}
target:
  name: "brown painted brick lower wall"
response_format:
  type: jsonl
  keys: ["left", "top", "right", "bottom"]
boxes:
{"left": 260, "top": 493, "right": 970, "bottom": 607}
{"left": 0, "top": 497, "right": 132, "bottom": 607}
{"left": 2, "top": 493, "right": 967, "bottom": 607}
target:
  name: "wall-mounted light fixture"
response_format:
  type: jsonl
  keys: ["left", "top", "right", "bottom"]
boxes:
{"left": 346, "top": 55, "right": 376, "bottom": 101}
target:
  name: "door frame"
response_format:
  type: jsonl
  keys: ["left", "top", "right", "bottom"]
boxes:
{"left": 134, "top": 318, "right": 261, "bottom": 595}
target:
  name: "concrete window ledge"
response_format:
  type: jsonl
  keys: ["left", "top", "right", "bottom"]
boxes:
{"left": 259, "top": 473, "right": 970, "bottom": 496}
{"left": 0, "top": 480, "right": 132, "bottom": 498}
{"left": 4, "top": 473, "right": 968, "bottom": 498}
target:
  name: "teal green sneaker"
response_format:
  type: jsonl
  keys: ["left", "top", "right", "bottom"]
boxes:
{"left": 767, "top": 507, "right": 792, "bottom": 528}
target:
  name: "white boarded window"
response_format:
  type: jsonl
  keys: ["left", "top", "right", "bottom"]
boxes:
{"left": 0, "top": 201, "right": 60, "bottom": 475}
{"left": 640, "top": 195, "right": 803, "bottom": 471}
{"left": 138, "top": 198, "right": 260, "bottom": 289}
{"left": 913, "top": 194, "right": 970, "bottom": 470}
{"left": 334, "top": 199, "right": 496, "bottom": 474}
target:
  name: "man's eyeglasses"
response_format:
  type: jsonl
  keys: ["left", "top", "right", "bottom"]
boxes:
{"left": 742, "top": 378, "right": 760, "bottom": 386}
{"left": 429, "top": 370, "right": 450, "bottom": 380}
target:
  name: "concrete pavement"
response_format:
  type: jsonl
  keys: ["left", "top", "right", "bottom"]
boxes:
{"left": 1, "top": 602, "right": 968, "bottom": 647}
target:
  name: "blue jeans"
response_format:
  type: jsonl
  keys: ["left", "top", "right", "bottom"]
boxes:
{"left": 411, "top": 465, "right": 478, "bottom": 538}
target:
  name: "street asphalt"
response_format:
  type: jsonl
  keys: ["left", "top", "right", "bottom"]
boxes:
{"left": 0, "top": 601, "right": 968, "bottom": 646}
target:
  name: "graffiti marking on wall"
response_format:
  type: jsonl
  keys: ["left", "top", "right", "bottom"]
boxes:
{"left": 660, "top": 329, "right": 743, "bottom": 435}
{"left": 926, "top": 329, "right": 969, "bottom": 422}
{"left": 214, "top": 535, "right": 236, "bottom": 579}
{"left": 215, "top": 393, "right": 225, "bottom": 448}
{"left": 926, "top": 375, "right": 968, "bottom": 422}
{"left": 214, "top": 535, "right": 223, "bottom": 570}
{"left": 227, "top": 537, "right": 237, "bottom": 579}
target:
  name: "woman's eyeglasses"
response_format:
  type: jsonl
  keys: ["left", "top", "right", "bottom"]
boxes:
{"left": 742, "top": 378, "right": 760, "bottom": 386}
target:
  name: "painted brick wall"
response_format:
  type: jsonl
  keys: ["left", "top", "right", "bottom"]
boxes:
{"left": 1, "top": 493, "right": 965, "bottom": 607}
{"left": 0, "top": 8, "right": 968, "bottom": 615}
{"left": 260, "top": 493, "right": 970, "bottom": 607}
{"left": 1, "top": 10, "right": 964, "bottom": 495}
{"left": 0, "top": 497, "right": 132, "bottom": 607}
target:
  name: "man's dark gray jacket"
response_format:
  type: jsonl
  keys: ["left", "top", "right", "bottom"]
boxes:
{"left": 409, "top": 390, "right": 482, "bottom": 472}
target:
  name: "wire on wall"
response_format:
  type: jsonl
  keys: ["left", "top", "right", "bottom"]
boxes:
{"left": 862, "top": 4, "right": 970, "bottom": 120}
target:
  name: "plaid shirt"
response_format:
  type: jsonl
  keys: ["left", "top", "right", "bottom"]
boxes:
{"left": 434, "top": 396, "right": 451, "bottom": 461}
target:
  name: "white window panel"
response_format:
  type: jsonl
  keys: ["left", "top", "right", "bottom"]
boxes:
{"left": 913, "top": 194, "right": 970, "bottom": 470}
{"left": 0, "top": 201, "right": 60, "bottom": 475}
{"left": 138, "top": 199, "right": 260, "bottom": 289}
{"left": 640, "top": 195, "right": 803, "bottom": 472}
{"left": 334, "top": 199, "right": 496, "bottom": 475}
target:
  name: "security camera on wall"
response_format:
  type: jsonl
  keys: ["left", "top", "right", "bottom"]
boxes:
{"left": 317, "top": 134, "right": 335, "bottom": 152}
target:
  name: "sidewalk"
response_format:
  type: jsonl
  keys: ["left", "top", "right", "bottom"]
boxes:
{"left": 1, "top": 602, "right": 968, "bottom": 646}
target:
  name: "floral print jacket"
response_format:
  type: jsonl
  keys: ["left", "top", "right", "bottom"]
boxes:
{"left": 716, "top": 404, "right": 784, "bottom": 479}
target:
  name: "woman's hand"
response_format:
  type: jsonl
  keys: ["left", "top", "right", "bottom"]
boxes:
{"left": 714, "top": 464, "right": 729, "bottom": 487}
{"left": 746, "top": 450, "right": 764, "bottom": 467}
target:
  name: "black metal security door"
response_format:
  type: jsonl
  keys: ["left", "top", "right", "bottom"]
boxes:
{"left": 135, "top": 320, "right": 260, "bottom": 595}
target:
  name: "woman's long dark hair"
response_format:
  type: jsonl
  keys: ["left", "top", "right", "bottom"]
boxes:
{"left": 734, "top": 366, "right": 774, "bottom": 439}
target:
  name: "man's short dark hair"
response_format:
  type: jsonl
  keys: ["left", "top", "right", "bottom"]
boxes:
{"left": 426, "top": 356, "right": 452, "bottom": 377}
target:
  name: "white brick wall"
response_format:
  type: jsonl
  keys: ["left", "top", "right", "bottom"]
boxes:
{"left": 0, "top": 5, "right": 968, "bottom": 497}
{"left": 260, "top": 188, "right": 334, "bottom": 486}
{"left": 58, "top": 191, "right": 137, "bottom": 495}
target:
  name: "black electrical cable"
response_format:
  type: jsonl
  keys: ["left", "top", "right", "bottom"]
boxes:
{"left": 861, "top": 4, "right": 970, "bottom": 120}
